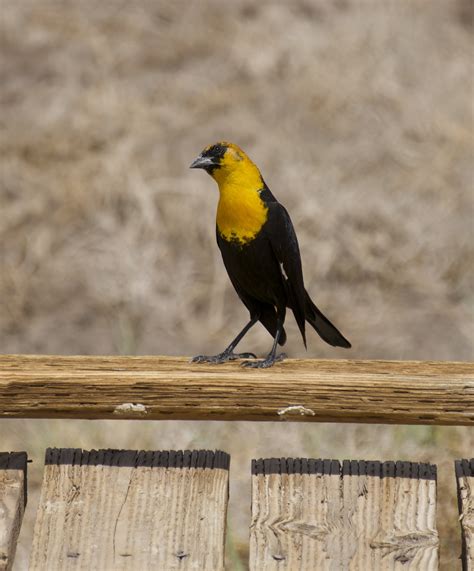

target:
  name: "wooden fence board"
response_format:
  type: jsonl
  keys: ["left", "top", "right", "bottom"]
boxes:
{"left": 456, "top": 459, "right": 474, "bottom": 570}
{"left": 30, "top": 448, "right": 229, "bottom": 570}
{"left": 0, "top": 355, "right": 473, "bottom": 425}
{"left": 0, "top": 452, "right": 27, "bottom": 571}
{"left": 250, "top": 458, "right": 438, "bottom": 570}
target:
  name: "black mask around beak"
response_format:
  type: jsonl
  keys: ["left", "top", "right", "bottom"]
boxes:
{"left": 189, "top": 154, "right": 218, "bottom": 170}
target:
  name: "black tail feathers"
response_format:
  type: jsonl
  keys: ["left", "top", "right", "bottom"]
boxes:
{"left": 305, "top": 291, "right": 351, "bottom": 348}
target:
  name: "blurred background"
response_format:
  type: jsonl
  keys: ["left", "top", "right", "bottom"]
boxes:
{"left": 1, "top": 0, "right": 473, "bottom": 568}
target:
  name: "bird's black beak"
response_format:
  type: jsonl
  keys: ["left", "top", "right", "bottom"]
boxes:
{"left": 189, "top": 154, "right": 218, "bottom": 169}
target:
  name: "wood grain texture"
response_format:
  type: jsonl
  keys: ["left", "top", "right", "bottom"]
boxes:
{"left": 30, "top": 449, "right": 229, "bottom": 571}
{"left": 0, "top": 452, "right": 27, "bottom": 571}
{"left": 249, "top": 459, "right": 438, "bottom": 570}
{"left": 456, "top": 459, "right": 474, "bottom": 570}
{"left": 0, "top": 355, "right": 473, "bottom": 425}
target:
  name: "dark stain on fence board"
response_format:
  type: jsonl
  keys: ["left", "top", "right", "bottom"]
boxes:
{"left": 456, "top": 459, "right": 474, "bottom": 571}
{"left": 30, "top": 448, "right": 229, "bottom": 570}
{"left": 250, "top": 457, "right": 439, "bottom": 570}
{"left": 0, "top": 452, "right": 27, "bottom": 571}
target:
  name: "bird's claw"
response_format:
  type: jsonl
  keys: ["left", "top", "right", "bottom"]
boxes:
{"left": 191, "top": 351, "right": 257, "bottom": 364}
{"left": 235, "top": 352, "right": 257, "bottom": 359}
{"left": 241, "top": 353, "right": 287, "bottom": 369}
{"left": 191, "top": 353, "right": 230, "bottom": 364}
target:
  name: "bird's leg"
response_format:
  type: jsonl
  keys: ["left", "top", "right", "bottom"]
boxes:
{"left": 191, "top": 316, "right": 258, "bottom": 364}
{"left": 241, "top": 318, "right": 286, "bottom": 369}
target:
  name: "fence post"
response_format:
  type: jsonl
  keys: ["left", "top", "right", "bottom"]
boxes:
{"left": 250, "top": 458, "right": 438, "bottom": 570}
{"left": 456, "top": 459, "right": 474, "bottom": 570}
{"left": 30, "top": 448, "right": 229, "bottom": 570}
{"left": 0, "top": 452, "right": 27, "bottom": 571}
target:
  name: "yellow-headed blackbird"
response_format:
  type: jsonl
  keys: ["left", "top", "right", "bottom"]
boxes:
{"left": 190, "top": 142, "right": 350, "bottom": 368}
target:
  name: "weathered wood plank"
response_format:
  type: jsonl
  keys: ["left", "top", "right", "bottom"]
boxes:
{"left": 0, "top": 355, "right": 473, "bottom": 425}
{"left": 30, "top": 448, "right": 229, "bottom": 570}
{"left": 249, "top": 458, "right": 438, "bottom": 570}
{"left": 456, "top": 459, "right": 474, "bottom": 570}
{"left": 0, "top": 452, "right": 27, "bottom": 571}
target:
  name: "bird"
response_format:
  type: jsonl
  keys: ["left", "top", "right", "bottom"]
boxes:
{"left": 190, "top": 141, "right": 351, "bottom": 368}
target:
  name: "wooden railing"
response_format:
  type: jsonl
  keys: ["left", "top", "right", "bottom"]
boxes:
{"left": 1, "top": 355, "right": 473, "bottom": 424}
{"left": 0, "top": 355, "right": 473, "bottom": 570}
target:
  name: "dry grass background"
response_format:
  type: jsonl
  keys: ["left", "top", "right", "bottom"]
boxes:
{"left": 0, "top": 0, "right": 473, "bottom": 568}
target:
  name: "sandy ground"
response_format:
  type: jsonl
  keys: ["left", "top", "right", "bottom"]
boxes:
{"left": 1, "top": 1, "right": 473, "bottom": 568}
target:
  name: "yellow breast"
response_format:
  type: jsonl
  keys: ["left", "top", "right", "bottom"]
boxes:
{"left": 216, "top": 184, "right": 268, "bottom": 245}
{"left": 213, "top": 161, "right": 268, "bottom": 245}
{"left": 209, "top": 144, "right": 269, "bottom": 245}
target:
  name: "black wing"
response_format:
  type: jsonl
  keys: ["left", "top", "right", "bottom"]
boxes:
{"left": 216, "top": 228, "right": 288, "bottom": 345}
{"left": 264, "top": 201, "right": 307, "bottom": 347}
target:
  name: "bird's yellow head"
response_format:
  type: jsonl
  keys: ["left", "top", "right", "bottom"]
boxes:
{"left": 190, "top": 141, "right": 262, "bottom": 189}
{"left": 190, "top": 142, "right": 268, "bottom": 244}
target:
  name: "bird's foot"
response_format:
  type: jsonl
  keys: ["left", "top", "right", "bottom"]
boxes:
{"left": 191, "top": 351, "right": 257, "bottom": 364}
{"left": 241, "top": 353, "right": 287, "bottom": 369}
